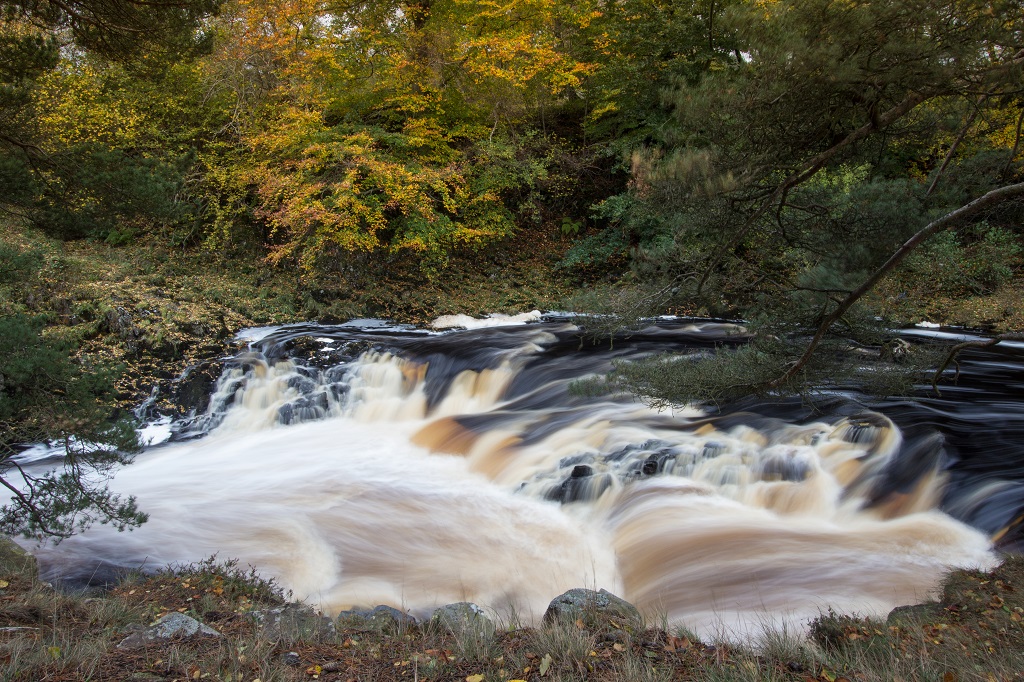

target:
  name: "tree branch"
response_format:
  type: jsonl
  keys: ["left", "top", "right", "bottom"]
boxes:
{"left": 931, "top": 332, "right": 1024, "bottom": 396}
{"left": 926, "top": 95, "right": 985, "bottom": 197}
{"left": 696, "top": 89, "right": 936, "bottom": 295}
{"left": 763, "top": 181, "right": 1024, "bottom": 391}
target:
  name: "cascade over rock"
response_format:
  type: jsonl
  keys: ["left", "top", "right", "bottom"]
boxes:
{"left": 22, "top": 317, "right": 1024, "bottom": 637}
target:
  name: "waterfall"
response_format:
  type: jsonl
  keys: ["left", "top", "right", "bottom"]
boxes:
{"left": 32, "top": 317, "right": 1024, "bottom": 638}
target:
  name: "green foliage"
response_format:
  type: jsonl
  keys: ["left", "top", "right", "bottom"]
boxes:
{"left": 576, "top": 0, "right": 1024, "bottom": 405}
{"left": 2, "top": 0, "right": 220, "bottom": 61}
{"left": 900, "top": 223, "right": 1022, "bottom": 297}
{"left": 30, "top": 146, "right": 191, "bottom": 242}
{"left": 0, "top": 243, "right": 146, "bottom": 542}
{"left": 163, "top": 556, "right": 288, "bottom": 606}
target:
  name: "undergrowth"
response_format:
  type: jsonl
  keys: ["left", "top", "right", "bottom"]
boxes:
{"left": 1, "top": 539, "right": 1021, "bottom": 681}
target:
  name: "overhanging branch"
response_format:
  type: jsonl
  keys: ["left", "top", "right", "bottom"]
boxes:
{"left": 763, "top": 181, "right": 1024, "bottom": 391}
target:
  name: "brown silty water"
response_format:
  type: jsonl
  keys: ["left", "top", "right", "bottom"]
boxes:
{"left": 32, "top": 318, "right": 1024, "bottom": 637}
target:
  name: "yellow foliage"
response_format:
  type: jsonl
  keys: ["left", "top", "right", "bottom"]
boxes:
{"left": 34, "top": 64, "right": 145, "bottom": 149}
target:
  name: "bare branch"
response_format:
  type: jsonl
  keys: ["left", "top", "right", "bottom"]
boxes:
{"left": 931, "top": 332, "right": 1024, "bottom": 396}
{"left": 926, "top": 95, "right": 985, "bottom": 197}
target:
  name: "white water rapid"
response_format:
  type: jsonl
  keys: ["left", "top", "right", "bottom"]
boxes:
{"left": 32, "top": 319, "right": 1003, "bottom": 638}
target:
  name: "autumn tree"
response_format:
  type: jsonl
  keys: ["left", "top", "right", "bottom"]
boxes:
{"left": 0, "top": 0, "right": 221, "bottom": 242}
{"left": 197, "top": 0, "right": 598, "bottom": 276}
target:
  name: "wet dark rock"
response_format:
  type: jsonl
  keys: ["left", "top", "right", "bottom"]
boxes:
{"left": 755, "top": 454, "right": 809, "bottom": 482}
{"left": 430, "top": 602, "right": 494, "bottom": 635}
{"left": 543, "top": 588, "right": 641, "bottom": 631}
{"left": 168, "top": 360, "right": 223, "bottom": 417}
{"left": 281, "top": 651, "right": 301, "bottom": 666}
{"left": 337, "top": 605, "right": 418, "bottom": 633}
{"left": 249, "top": 603, "right": 335, "bottom": 641}
{"left": 571, "top": 464, "right": 593, "bottom": 478}
{"left": 278, "top": 393, "right": 331, "bottom": 425}
{"left": 701, "top": 442, "right": 725, "bottom": 457}
{"left": 117, "top": 613, "right": 221, "bottom": 649}
{"left": 548, "top": 471, "right": 613, "bottom": 504}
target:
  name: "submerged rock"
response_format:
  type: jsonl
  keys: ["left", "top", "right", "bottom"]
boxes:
{"left": 543, "top": 588, "right": 641, "bottom": 630}
{"left": 118, "top": 613, "right": 221, "bottom": 649}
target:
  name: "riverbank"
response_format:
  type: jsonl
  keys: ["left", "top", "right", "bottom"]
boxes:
{"left": 4, "top": 220, "right": 1024, "bottom": 680}
{"left": 3, "top": 217, "right": 1022, "bottom": 414}
{"left": 1, "top": 218, "right": 595, "bottom": 414}
{"left": 1, "top": 538, "right": 1021, "bottom": 681}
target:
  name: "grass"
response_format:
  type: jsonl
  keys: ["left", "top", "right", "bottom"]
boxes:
{"left": 1, "top": 537, "right": 1022, "bottom": 681}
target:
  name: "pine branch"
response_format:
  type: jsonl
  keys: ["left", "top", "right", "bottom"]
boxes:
{"left": 764, "top": 182, "right": 1024, "bottom": 391}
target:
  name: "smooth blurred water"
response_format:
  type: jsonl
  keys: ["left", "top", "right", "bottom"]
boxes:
{"left": 31, "top": 317, "right": 1024, "bottom": 637}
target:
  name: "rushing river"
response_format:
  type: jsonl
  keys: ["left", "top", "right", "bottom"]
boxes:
{"left": 28, "top": 315, "right": 1024, "bottom": 637}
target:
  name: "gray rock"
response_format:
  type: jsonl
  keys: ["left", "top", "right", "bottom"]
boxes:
{"left": 430, "top": 602, "right": 495, "bottom": 635}
{"left": 281, "top": 651, "right": 301, "bottom": 666}
{"left": 118, "top": 612, "right": 221, "bottom": 649}
{"left": 249, "top": 603, "right": 336, "bottom": 641}
{"left": 543, "top": 588, "right": 641, "bottom": 631}
{"left": 337, "top": 605, "right": 418, "bottom": 633}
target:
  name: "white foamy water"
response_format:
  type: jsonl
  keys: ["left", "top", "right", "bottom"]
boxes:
{"left": 31, "top": 323, "right": 998, "bottom": 638}
{"left": 431, "top": 310, "right": 543, "bottom": 329}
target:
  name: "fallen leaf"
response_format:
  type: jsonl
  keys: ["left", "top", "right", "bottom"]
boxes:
{"left": 612, "top": 643, "right": 625, "bottom": 652}
{"left": 466, "top": 675, "right": 485, "bottom": 682}
{"left": 539, "top": 653, "right": 552, "bottom": 677}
